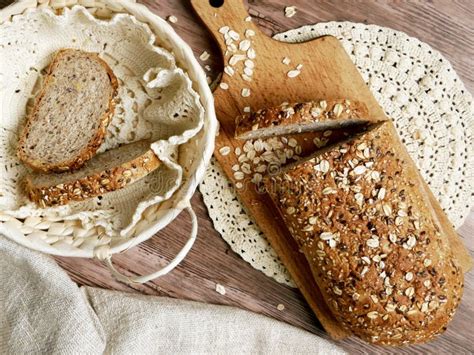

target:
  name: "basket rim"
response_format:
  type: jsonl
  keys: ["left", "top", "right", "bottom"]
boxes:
{"left": 0, "top": 0, "right": 218, "bottom": 258}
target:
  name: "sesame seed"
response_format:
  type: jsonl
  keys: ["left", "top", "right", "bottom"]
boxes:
{"left": 333, "top": 286, "right": 342, "bottom": 295}
{"left": 286, "top": 207, "right": 296, "bottom": 215}
{"left": 243, "top": 106, "right": 251, "bottom": 113}
{"left": 245, "top": 16, "right": 252, "bottom": 22}
{"left": 235, "top": 182, "right": 243, "bottom": 189}
{"left": 219, "top": 82, "right": 229, "bottom": 90}
{"left": 244, "top": 67, "right": 253, "bottom": 76}
{"left": 241, "top": 88, "right": 251, "bottom": 97}
{"left": 229, "top": 54, "right": 246, "bottom": 66}
{"left": 320, "top": 100, "right": 328, "bottom": 110}
{"left": 424, "top": 259, "right": 432, "bottom": 267}
{"left": 424, "top": 280, "right": 431, "bottom": 288}
{"left": 277, "top": 303, "right": 285, "bottom": 311}
{"left": 405, "top": 272, "right": 414, "bottom": 281}
{"left": 383, "top": 204, "right": 392, "bottom": 216}
{"left": 282, "top": 57, "right": 291, "bottom": 65}
{"left": 377, "top": 187, "right": 386, "bottom": 200}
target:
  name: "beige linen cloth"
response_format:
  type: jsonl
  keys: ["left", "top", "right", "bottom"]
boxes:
{"left": 0, "top": 236, "right": 345, "bottom": 354}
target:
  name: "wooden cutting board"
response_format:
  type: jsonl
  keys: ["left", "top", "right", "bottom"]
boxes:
{"left": 190, "top": 0, "right": 472, "bottom": 340}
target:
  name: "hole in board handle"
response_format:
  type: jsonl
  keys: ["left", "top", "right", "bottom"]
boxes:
{"left": 209, "top": 0, "right": 224, "bottom": 8}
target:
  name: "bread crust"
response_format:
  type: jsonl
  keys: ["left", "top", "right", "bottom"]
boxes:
{"left": 235, "top": 99, "right": 376, "bottom": 140}
{"left": 26, "top": 148, "right": 160, "bottom": 207}
{"left": 17, "top": 49, "right": 119, "bottom": 173}
{"left": 264, "top": 122, "right": 463, "bottom": 345}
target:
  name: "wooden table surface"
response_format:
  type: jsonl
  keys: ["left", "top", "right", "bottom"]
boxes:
{"left": 1, "top": 0, "right": 473, "bottom": 353}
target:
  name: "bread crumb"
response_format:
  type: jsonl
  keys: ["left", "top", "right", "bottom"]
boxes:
{"left": 284, "top": 6, "right": 297, "bottom": 18}
{"left": 277, "top": 304, "right": 285, "bottom": 311}
{"left": 167, "top": 15, "right": 178, "bottom": 23}
{"left": 215, "top": 284, "right": 226, "bottom": 295}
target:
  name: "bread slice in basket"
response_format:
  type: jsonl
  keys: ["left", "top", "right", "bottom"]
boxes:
{"left": 17, "top": 49, "right": 119, "bottom": 173}
{"left": 235, "top": 99, "right": 378, "bottom": 140}
{"left": 26, "top": 140, "right": 160, "bottom": 207}
{"left": 264, "top": 122, "right": 463, "bottom": 345}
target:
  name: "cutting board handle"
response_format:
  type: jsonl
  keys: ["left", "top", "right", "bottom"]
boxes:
{"left": 190, "top": 0, "right": 263, "bottom": 58}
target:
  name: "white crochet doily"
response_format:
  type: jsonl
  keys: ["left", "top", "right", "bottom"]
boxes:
{"left": 200, "top": 22, "right": 474, "bottom": 287}
{"left": 0, "top": 6, "right": 204, "bottom": 238}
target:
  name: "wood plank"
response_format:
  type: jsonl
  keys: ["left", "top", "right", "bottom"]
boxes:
{"left": 1, "top": 0, "right": 473, "bottom": 353}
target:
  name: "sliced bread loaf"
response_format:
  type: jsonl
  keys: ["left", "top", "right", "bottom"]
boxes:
{"left": 17, "top": 49, "right": 119, "bottom": 173}
{"left": 26, "top": 140, "right": 160, "bottom": 207}
{"left": 235, "top": 99, "right": 377, "bottom": 140}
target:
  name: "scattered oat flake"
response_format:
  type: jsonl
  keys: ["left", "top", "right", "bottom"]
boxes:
{"left": 167, "top": 15, "right": 178, "bottom": 23}
{"left": 230, "top": 54, "right": 246, "bottom": 66}
{"left": 247, "top": 48, "right": 256, "bottom": 59}
{"left": 241, "top": 88, "right": 251, "bottom": 97}
{"left": 219, "top": 82, "right": 229, "bottom": 90}
{"left": 239, "top": 39, "right": 251, "bottom": 51}
{"left": 228, "top": 30, "right": 240, "bottom": 41}
{"left": 245, "top": 29, "right": 256, "bottom": 37}
{"left": 244, "top": 67, "right": 253, "bottom": 76}
{"left": 224, "top": 66, "right": 235, "bottom": 76}
{"left": 277, "top": 304, "right": 285, "bottom": 311}
{"left": 199, "top": 51, "right": 210, "bottom": 61}
{"left": 284, "top": 6, "right": 297, "bottom": 18}
{"left": 215, "top": 284, "right": 226, "bottom": 295}
{"left": 282, "top": 57, "right": 291, "bottom": 65}
{"left": 287, "top": 70, "right": 300, "bottom": 78}
{"left": 245, "top": 59, "right": 255, "bottom": 69}
{"left": 242, "top": 74, "right": 252, "bottom": 82}
{"left": 219, "top": 26, "right": 230, "bottom": 34}
{"left": 219, "top": 146, "right": 231, "bottom": 156}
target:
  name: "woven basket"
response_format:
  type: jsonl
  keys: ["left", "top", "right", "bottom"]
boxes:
{"left": 0, "top": 0, "right": 217, "bottom": 283}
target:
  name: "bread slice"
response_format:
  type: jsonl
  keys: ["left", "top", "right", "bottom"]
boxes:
{"left": 17, "top": 49, "right": 119, "bottom": 173}
{"left": 264, "top": 122, "right": 463, "bottom": 345}
{"left": 26, "top": 141, "right": 160, "bottom": 207}
{"left": 235, "top": 99, "right": 379, "bottom": 140}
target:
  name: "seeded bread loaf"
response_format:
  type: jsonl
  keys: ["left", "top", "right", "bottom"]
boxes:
{"left": 235, "top": 99, "right": 377, "bottom": 140}
{"left": 264, "top": 122, "right": 463, "bottom": 345}
{"left": 17, "top": 49, "right": 118, "bottom": 173}
{"left": 26, "top": 140, "right": 160, "bottom": 207}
